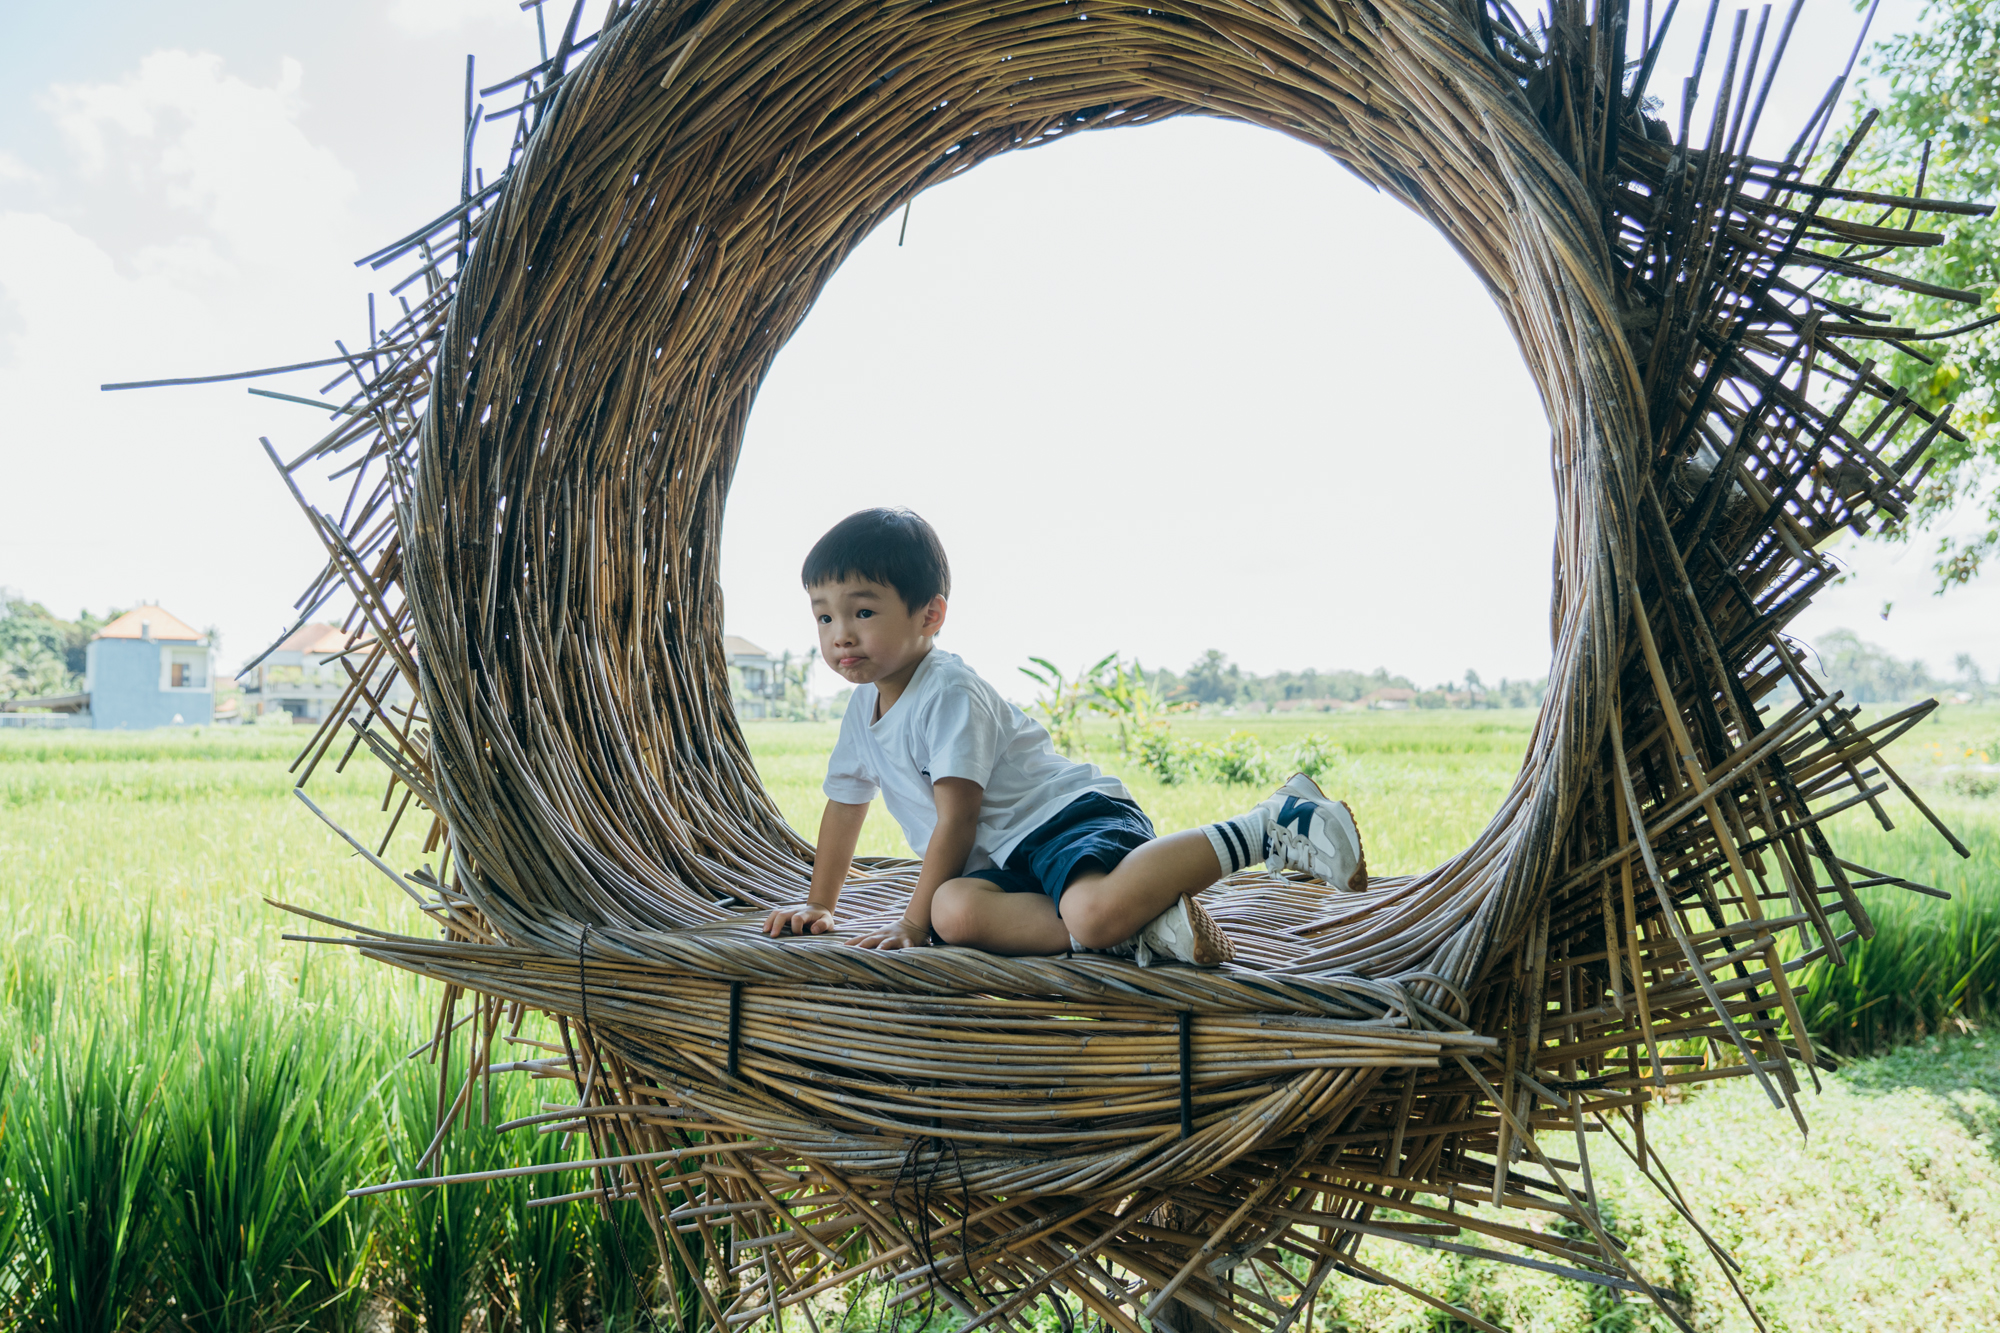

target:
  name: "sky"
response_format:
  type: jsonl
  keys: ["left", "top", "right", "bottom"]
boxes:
{"left": 1, "top": 0, "right": 1991, "bottom": 705}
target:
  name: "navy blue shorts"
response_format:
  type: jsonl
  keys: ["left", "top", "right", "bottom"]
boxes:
{"left": 965, "top": 792, "right": 1156, "bottom": 905}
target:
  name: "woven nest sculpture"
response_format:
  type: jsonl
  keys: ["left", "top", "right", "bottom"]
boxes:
{"left": 211, "top": 0, "right": 1989, "bottom": 1326}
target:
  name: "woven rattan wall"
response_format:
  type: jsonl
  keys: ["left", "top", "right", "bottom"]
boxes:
{"left": 218, "top": 0, "right": 1989, "bottom": 1326}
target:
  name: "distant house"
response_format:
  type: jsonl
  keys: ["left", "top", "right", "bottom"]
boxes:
{"left": 84, "top": 605, "right": 215, "bottom": 729}
{"left": 1361, "top": 687, "right": 1418, "bottom": 711}
{"left": 239, "top": 623, "right": 413, "bottom": 723}
{"left": 1273, "top": 697, "right": 1357, "bottom": 713}
{"left": 726, "top": 635, "right": 785, "bottom": 719}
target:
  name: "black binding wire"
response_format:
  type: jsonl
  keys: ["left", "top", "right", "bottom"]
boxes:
{"left": 1178, "top": 1011, "right": 1194, "bottom": 1140}
{"left": 885, "top": 1131, "right": 992, "bottom": 1331}
{"left": 727, "top": 981, "right": 744, "bottom": 1079}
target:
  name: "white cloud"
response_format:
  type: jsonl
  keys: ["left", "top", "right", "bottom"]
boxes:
{"left": 0, "top": 152, "right": 40, "bottom": 185}
{"left": 1, "top": 50, "right": 376, "bottom": 669}
{"left": 43, "top": 52, "right": 356, "bottom": 268}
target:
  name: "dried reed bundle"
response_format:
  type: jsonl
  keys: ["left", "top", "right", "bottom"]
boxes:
{"left": 122, "top": 0, "right": 1989, "bottom": 1325}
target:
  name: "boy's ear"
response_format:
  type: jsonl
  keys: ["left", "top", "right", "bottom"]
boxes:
{"left": 921, "top": 595, "right": 948, "bottom": 637}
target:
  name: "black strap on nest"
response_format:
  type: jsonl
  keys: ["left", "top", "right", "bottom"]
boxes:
{"left": 726, "top": 980, "right": 744, "bottom": 1079}
{"left": 1179, "top": 1011, "right": 1194, "bottom": 1140}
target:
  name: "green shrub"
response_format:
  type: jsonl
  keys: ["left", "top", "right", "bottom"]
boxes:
{"left": 1137, "top": 730, "right": 1210, "bottom": 785}
{"left": 0, "top": 1061, "right": 22, "bottom": 1327}
{"left": 1945, "top": 770, "right": 1999, "bottom": 798}
{"left": 1289, "top": 733, "right": 1343, "bottom": 779}
{"left": 582, "top": 1201, "right": 667, "bottom": 1333}
{"left": 1210, "top": 731, "right": 1279, "bottom": 787}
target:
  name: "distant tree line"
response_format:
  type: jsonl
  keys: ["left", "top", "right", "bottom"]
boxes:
{"left": 0, "top": 594, "right": 117, "bottom": 700}
{"left": 1808, "top": 629, "right": 1991, "bottom": 705}
{"left": 1139, "top": 650, "right": 1547, "bottom": 710}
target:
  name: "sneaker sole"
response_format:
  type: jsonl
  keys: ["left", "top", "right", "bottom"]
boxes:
{"left": 1337, "top": 800, "right": 1369, "bottom": 891}
{"left": 1182, "top": 894, "right": 1236, "bottom": 966}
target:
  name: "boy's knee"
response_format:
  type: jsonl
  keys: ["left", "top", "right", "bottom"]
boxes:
{"left": 1059, "top": 897, "right": 1125, "bottom": 951}
{"left": 929, "top": 879, "right": 980, "bottom": 944}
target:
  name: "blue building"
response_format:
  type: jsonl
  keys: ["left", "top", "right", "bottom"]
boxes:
{"left": 84, "top": 605, "right": 214, "bottom": 729}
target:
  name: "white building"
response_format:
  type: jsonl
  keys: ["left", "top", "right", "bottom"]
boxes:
{"left": 239, "top": 623, "right": 415, "bottom": 723}
{"left": 726, "top": 635, "right": 786, "bottom": 719}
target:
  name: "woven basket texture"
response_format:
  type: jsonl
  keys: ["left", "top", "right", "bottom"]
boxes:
{"left": 235, "top": 0, "right": 1985, "bottom": 1325}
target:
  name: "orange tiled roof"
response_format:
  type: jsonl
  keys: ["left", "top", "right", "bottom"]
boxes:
{"left": 93, "top": 606, "right": 204, "bottom": 641}
{"left": 277, "top": 623, "right": 364, "bottom": 655}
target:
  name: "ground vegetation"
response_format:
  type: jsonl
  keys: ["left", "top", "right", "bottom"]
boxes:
{"left": 0, "top": 709, "right": 1993, "bottom": 1328}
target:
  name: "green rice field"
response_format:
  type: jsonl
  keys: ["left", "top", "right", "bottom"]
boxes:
{"left": 0, "top": 704, "right": 1994, "bottom": 1330}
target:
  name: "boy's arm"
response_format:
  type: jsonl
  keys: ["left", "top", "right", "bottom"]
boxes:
{"left": 763, "top": 799, "right": 869, "bottom": 937}
{"left": 852, "top": 777, "right": 982, "bottom": 951}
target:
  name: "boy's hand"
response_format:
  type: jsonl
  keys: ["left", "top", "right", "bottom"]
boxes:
{"left": 764, "top": 903, "right": 835, "bottom": 937}
{"left": 851, "top": 918, "right": 928, "bottom": 951}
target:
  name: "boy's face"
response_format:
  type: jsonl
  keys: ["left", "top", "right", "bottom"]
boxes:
{"left": 809, "top": 577, "right": 946, "bottom": 686}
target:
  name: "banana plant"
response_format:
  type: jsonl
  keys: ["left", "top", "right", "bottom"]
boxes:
{"left": 1018, "top": 654, "right": 1116, "bottom": 757}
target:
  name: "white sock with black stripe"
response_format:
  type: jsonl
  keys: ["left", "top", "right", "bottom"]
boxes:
{"left": 1203, "top": 809, "right": 1268, "bottom": 876}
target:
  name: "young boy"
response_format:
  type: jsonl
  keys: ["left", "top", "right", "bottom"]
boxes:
{"left": 762, "top": 508, "right": 1367, "bottom": 965}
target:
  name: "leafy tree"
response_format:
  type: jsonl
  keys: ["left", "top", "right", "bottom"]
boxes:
{"left": 0, "top": 594, "right": 116, "bottom": 700}
{"left": 1835, "top": 0, "right": 2000, "bottom": 585}
{"left": 1809, "top": 628, "right": 1943, "bottom": 702}
{"left": 1487, "top": 676, "right": 1549, "bottom": 708}
{"left": 1181, "top": 649, "right": 1243, "bottom": 705}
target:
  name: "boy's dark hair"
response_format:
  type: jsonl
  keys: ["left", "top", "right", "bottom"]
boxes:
{"left": 801, "top": 508, "right": 951, "bottom": 611}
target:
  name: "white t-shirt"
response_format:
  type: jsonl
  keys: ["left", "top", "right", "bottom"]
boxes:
{"left": 823, "top": 649, "right": 1132, "bottom": 870}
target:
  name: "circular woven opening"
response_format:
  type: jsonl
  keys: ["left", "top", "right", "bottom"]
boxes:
{"left": 415, "top": 0, "right": 1630, "bottom": 996}
{"left": 719, "top": 117, "right": 1557, "bottom": 717}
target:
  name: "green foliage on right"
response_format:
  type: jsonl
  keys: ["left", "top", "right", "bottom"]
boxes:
{"left": 1835, "top": 0, "right": 2000, "bottom": 587}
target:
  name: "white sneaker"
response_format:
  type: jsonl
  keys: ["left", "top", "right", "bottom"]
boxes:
{"left": 1078, "top": 895, "right": 1235, "bottom": 967}
{"left": 1257, "top": 773, "right": 1369, "bottom": 891}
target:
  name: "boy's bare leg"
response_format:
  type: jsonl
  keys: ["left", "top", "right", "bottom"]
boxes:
{"left": 1058, "top": 831, "right": 1226, "bottom": 950}
{"left": 930, "top": 878, "right": 1074, "bottom": 955}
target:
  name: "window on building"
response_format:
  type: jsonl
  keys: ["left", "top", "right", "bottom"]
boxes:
{"left": 164, "top": 649, "right": 209, "bottom": 690}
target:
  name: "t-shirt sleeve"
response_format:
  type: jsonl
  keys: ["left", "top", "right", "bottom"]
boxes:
{"left": 822, "top": 704, "right": 879, "bottom": 804}
{"left": 923, "top": 677, "right": 1006, "bottom": 789}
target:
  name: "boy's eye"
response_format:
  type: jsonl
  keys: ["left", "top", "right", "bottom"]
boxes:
{"left": 856, "top": 609, "right": 873, "bottom": 618}
{"left": 818, "top": 614, "right": 832, "bottom": 624}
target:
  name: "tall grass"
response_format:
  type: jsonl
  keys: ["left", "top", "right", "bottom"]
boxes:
{"left": 9, "top": 1021, "right": 169, "bottom": 1332}
{"left": 1796, "top": 705, "right": 2000, "bottom": 1052}
{"left": 383, "top": 1055, "right": 512, "bottom": 1333}
{"left": 155, "top": 987, "right": 382, "bottom": 1333}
